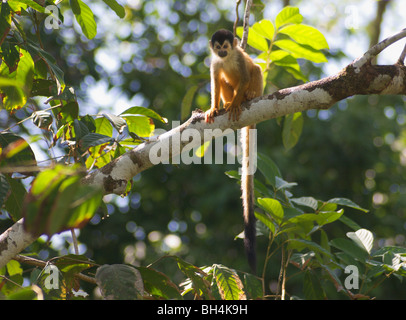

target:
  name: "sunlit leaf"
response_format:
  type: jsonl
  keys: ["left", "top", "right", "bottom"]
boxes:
{"left": 274, "top": 39, "right": 327, "bottom": 63}
{"left": 346, "top": 228, "right": 374, "bottom": 254}
{"left": 236, "top": 26, "right": 268, "bottom": 52}
{"left": 257, "top": 198, "right": 284, "bottom": 224}
{"left": 124, "top": 115, "right": 155, "bottom": 138}
{"left": 120, "top": 106, "right": 167, "bottom": 123}
{"left": 102, "top": 0, "right": 125, "bottom": 18}
{"left": 70, "top": 0, "right": 97, "bottom": 39}
{"left": 279, "top": 24, "right": 329, "bottom": 50}
{"left": 275, "top": 6, "right": 303, "bottom": 29}
{"left": 212, "top": 264, "right": 246, "bottom": 300}
{"left": 252, "top": 19, "right": 275, "bottom": 41}
{"left": 0, "top": 132, "right": 36, "bottom": 167}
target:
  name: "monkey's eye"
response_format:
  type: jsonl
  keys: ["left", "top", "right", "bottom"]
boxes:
{"left": 216, "top": 45, "right": 221, "bottom": 49}
{"left": 223, "top": 44, "right": 228, "bottom": 49}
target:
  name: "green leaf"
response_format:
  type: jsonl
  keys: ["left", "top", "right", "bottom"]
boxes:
{"left": 124, "top": 115, "right": 155, "bottom": 138}
{"left": 1, "top": 41, "right": 20, "bottom": 72}
{"left": 4, "top": 175, "right": 26, "bottom": 220}
{"left": 257, "top": 198, "right": 284, "bottom": 224}
{"left": 136, "top": 266, "right": 182, "bottom": 300}
{"left": 290, "top": 252, "right": 315, "bottom": 269}
{"left": 0, "top": 48, "right": 34, "bottom": 111}
{"left": 70, "top": 0, "right": 97, "bottom": 39}
{"left": 257, "top": 152, "right": 281, "bottom": 187}
{"left": 181, "top": 85, "right": 198, "bottom": 120}
{"left": 102, "top": 0, "right": 125, "bottom": 18}
{"left": 304, "top": 270, "right": 326, "bottom": 300}
{"left": 255, "top": 211, "right": 275, "bottom": 234}
{"left": 96, "top": 264, "right": 144, "bottom": 300}
{"left": 54, "top": 254, "right": 93, "bottom": 292}
{"left": 73, "top": 118, "right": 90, "bottom": 140}
{"left": 7, "top": 286, "right": 40, "bottom": 300}
{"left": 279, "top": 24, "right": 329, "bottom": 50}
{"left": 236, "top": 26, "right": 268, "bottom": 52}
{"left": 32, "top": 110, "right": 53, "bottom": 130}
{"left": 316, "top": 210, "right": 344, "bottom": 226}
{"left": 212, "top": 265, "right": 246, "bottom": 300}
{"left": 373, "top": 246, "right": 406, "bottom": 257}
{"left": 170, "top": 256, "right": 213, "bottom": 299}
{"left": 0, "top": 131, "right": 36, "bottom": 167}
{"left": 95, "top": 116, "right": 113, "bottom": 137}
{"left": 12, "top": 0, "right": 46, "bottom": 13}
{"left": 330, "top": 238, "right": 369, "bottom": 262}
{"left": 339, "top": 215, "right": 361, "bottom": 231}
{"left": 120, "top": 106, "right": 168, "bottom": 123}
{"left": 0, "top": 173, "right": 10, "bottom": 207}
{"left": 22, "top": 165, "right": 102, "bottom": 236}
{"left": 291, "top": 197, "right": 318, "bottom": 210}
{"left": 252, "top": 20, "right": 275, "bottom": 41}
{"left": 6, "top": 260, "right": 23, "bottom": 276}
{"left": 101, "top": 113, "right": 127, "bottom": 134}
{"left": 0, "top": 2, "right": 11, "bottom": 47}
{"left": 275, "top": 6, "right": 303, "bottom": 29}
{"left": 25, "top": 40, "right": 65, "bottom": 94}
{"left": 282, "top": 112, "right": 303, "bottom": 151}
{"left": 288, "top": 239, "right": 332, "bottom": 258}
{"left": 327, "top": 198, "right": 369, "bottom": 213}
{"left": 274, "top": 39, "right": 327, "bottom": 63}
{"left": 80, "top": 133, "right": 114, "bottom": 149}
{"left": 346, "top": 228, "right": 374, "bottom": 254}
{"left": 242, "top": 273, "right": 262, "bottom": 300}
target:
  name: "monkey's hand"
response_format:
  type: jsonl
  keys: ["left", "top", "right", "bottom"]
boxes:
{"left": 205, "top": 108, "right": 218, "bottom": 123}
{"left": 224, "top": 102, "right": 241, "bottom": 121}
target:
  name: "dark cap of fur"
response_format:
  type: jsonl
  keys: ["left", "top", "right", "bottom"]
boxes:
{"left": 211, "top": 29, "right": 235, "bottom": 47}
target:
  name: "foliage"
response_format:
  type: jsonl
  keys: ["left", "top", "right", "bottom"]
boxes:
{"left": 0, "top": 1, "right": 405, "bottom": 300}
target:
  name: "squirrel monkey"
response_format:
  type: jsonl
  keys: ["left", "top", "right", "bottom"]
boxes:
{"left": 205, "top": 29, "right": 263, "bottom": 272}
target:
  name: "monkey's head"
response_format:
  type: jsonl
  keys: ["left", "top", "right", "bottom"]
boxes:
{"left": 210, "top": 29, "right": 238, "bottom": 58}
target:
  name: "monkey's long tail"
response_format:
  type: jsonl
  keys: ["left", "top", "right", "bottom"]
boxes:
{"left": 241, "top": 124, "right": 256, "bottom": 273}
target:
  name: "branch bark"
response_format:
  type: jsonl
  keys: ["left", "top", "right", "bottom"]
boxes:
{"left": 1, "top": 30, "right": 406, "bottom": 269}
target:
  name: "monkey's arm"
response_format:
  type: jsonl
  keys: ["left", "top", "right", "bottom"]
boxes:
{"left": 205, "top": 66, "right": 222, "bottom": 123}
{"left": 225, "top": 61, "right": 250, "bottom": 121}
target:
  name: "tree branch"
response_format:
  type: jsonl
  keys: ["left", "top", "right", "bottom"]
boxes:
{"left": 1, "top": 30, "right": 406, "bottom": 269}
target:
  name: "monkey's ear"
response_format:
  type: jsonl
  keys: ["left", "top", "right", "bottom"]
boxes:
{"left": 233, "top": 38, "right": 239, "bottom": 48}
{"left": 209, "top": 40, "right": 213, "bottom": 48}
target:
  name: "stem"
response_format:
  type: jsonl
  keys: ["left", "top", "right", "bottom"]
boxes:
{"left": 71, "top": 229, "right": 79, "bottom": 255}
{"left": 13, "top": 254, "right": 96, "bottom": 284}
{"left": 261, "top": 230, "right": 275, "bottom": 297}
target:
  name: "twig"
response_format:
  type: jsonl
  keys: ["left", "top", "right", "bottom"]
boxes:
{"left": 397, "top": 42, "right": 406, "bottom": 65}
{"left": 71, "top": 229, "right": 79, "bottom": 255}
{"left": 353, "top": 28, "right": 406, "bottom": 70}
{"left": 233, "top": 0, "right": 241, "bottom": 36}
{"left": 13, "top": 254, "right": 97, "bottom": 284}
{"left": 240, "top": 0, "right": 253, "bottom": 50}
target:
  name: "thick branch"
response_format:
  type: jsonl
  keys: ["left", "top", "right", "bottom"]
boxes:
{"left": 1, "top": 32, "right": 406, "bottom": 269}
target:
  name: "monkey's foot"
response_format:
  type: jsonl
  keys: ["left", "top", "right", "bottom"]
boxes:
{"left": 205, "top": 108, "right": 218, "bottom": 123}
{"left": 225, "top": 104, "right": 241, "bottom": 121}
{"left": 245, "top": 90, "right": 258, "bottom": 101}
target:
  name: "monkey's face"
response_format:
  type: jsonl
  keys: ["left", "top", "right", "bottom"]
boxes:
{"left": 211, "top": 40, "right": 232, "bottom": 58}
